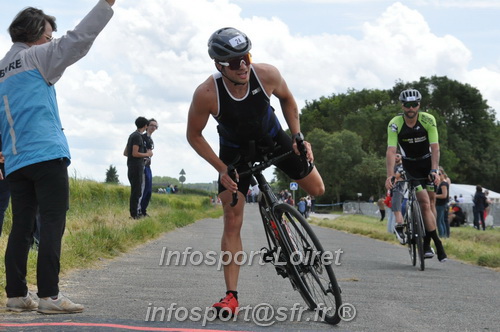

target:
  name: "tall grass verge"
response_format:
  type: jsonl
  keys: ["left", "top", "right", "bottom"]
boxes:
{"left": 0, "top": 179, "right": 222, "bottom": 303}
{"left": 311, "top": 214, "right": 500, "bottom": 270}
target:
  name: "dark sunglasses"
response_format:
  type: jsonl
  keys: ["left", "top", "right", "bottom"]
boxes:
{"left": 403, "top": 101, "right": 419, "bottom": 108}
{"left": 218, "top": 53, "right": 251, "bottom": 70}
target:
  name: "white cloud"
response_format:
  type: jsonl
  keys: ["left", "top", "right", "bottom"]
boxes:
{"left": 416, "top": 0, "right": 500, "bottom": 9}
{"left": 4, "top": 0, "right": 496, "bottom": 184}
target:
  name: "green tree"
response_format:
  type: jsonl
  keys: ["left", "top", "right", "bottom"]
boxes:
{"left": 299, "top": 75, "right": 500, "bottom": 198}
{"left": 308, "top": 129, "right": 366, "bottom": 203}
{"left": 105, "top": 164, "right": 119, "bottom": 184}
{"left": 351, "top": 152, "right": 387, "bottom": 199}
{"left": 152, "top": 176, "right": 180, "bottom": 185}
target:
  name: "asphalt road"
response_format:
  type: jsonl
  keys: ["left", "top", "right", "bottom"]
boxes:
{"left": 1, "top": 204, "right": 499, "bottom": 331}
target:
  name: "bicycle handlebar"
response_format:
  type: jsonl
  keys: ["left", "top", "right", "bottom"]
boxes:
{"left": 391, "top": 171, "right": 434, "bottom": 187}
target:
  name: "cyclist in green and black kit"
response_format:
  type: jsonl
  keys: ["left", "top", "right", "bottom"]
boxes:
{"left": 385, "top": 89, "right": 447, "bottom": 262}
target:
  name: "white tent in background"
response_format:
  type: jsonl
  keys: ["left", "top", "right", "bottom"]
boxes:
{"left": 449, "top": 184, "right": 500, "bottom": 204}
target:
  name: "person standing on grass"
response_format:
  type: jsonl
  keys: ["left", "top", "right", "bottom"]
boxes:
{"left": 0, "top": 136, "right": 11, "bottom": 237}
{"left": 124, "top": 117, "right": 152, "bottom": 219}
{"left": 0, "top": 0, "right": 116, "bottom": 314}
{"left": 473, "top": 185, "right": 487, "bottom": 231}
{"left": 377, "top": 197, "right": 386, "bottom": 221}
{"left": 139, "top": 118, "right": 158, "bottom": 217}
{"left": 435, "top": 171, "right": 450, "bottom": 238}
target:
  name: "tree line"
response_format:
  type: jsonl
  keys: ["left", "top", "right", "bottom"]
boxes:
{"left": 274, "top": 76, "right": 500, "bottom": 204}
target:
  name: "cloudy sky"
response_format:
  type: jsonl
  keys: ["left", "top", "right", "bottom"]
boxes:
{"left": 1, "top": 0, "right": 499, "bottom": 185}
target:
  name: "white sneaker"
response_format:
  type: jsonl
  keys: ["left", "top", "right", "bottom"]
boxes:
{"left": 424, "top": 247, "right": 435, "bottom": 259}
{"left": 37, "top": 293, "right": 84, "bottom": 314}
{"left": 394, "top": 225, "right": 406, "bottom": 245}
{"left": 6, "top": 291, "right": 38, "bottom": 312}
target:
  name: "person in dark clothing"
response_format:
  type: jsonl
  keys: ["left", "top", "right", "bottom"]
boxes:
{"left": 473, "top": 185, "right": 487, "bottom": 231}
{"left": 435, "top": 172, "right": 450, "bottom": 237}
{"left": 186, "top": 27, "right": 325, "bottom": 317}
{"left": 139, "top": 118, "right": 158, "bottom": 217}
{"left": 124, "top": 117, "right": 152, "bottom": 219}
{"left": 385, "top": 88, "right": 447, "bottom": 262}
{"left": 0, "top": 136, "right": 10, "bottom": 237}
{"left": 449, "top": 203, "right": 465, "bottom": 227}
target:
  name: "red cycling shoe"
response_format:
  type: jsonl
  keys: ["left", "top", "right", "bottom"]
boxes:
{"left": 213, "top": 292, "right": 239, "bottom": 318}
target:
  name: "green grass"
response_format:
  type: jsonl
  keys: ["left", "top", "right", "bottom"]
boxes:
{"left": 0, "top": 179, "right": 223, "bottom": 303}
{"left": 310, "top": 214, "right": 500, "bottom": 270}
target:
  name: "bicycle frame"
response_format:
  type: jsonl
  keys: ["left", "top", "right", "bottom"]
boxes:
{"left": 399, "top": 177, "right": 428, "bottom": 270}
{"left": 226, "top": 140, "right": 342, "bottom": 325}
{"left": 238, "top": 153, "right": 298, "bottom": 271}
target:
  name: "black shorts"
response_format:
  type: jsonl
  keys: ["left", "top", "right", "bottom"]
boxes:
{"left": 402, "top": 157, "right": 435, "bottom": 191}
{"left": 218, "top": 130, "right": 312, "bottom": 196}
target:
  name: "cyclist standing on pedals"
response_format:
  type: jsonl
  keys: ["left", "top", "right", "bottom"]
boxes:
{"left": 186, "top": 27, "right": 325, "bottom": 317}
{"left": 385, "top": 89, "right": 448, "bottom": 262}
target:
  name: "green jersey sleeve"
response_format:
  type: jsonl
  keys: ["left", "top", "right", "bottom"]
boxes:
{"left": 419, "top": 112, "right": 439, "bottom": 144}
{"left": 387, "top": 116, "right": 403, "bottom": 147}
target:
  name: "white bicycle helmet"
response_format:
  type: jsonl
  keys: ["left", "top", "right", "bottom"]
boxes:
{"left": 399, "top": 89, "right": 422, "bottom": 102}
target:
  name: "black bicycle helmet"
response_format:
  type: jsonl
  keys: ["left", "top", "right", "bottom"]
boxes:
{"left": 399, "top": 89, "right": 422, "bottom": 102}
{"left": 208, "top": 27, "right": 252, "bottom": 61}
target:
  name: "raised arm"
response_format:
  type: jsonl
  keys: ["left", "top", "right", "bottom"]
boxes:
{"left": 30, "top": 0, "right": 115, "bottom": 85}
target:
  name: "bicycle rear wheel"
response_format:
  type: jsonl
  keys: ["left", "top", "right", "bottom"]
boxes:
{"left": 274, "top": 203, "right": 342, "bottom": 325}
{"left": 411, "top": 199, "right": 425, "bottom": 271}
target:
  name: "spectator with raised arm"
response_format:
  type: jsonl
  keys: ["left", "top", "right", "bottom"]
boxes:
{"left": 0, "top": 0, "right": 116, "bottom": 313}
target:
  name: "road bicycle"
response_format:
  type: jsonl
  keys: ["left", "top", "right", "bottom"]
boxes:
{"left": 228, "top": 139, "right": 342, "bottom": 325}
{"left": 394, "top": 173, "right": 428, "bottom": 271}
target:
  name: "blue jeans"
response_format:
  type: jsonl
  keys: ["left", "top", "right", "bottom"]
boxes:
{"left": 436, "top": 204, "right": 448, "bottom": 237}
{"left": 140, "top": 166, "right": 152, "bottom": 215}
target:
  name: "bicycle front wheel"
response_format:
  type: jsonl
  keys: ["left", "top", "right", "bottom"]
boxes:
{"left": 405, "top": 203, "right": 417, "bottom": 266}
{"left": 411, "top": 200, "right": 425, "bottom": 271}
{"left": 274, "top": 203, "right": 342, "bottom": 325}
